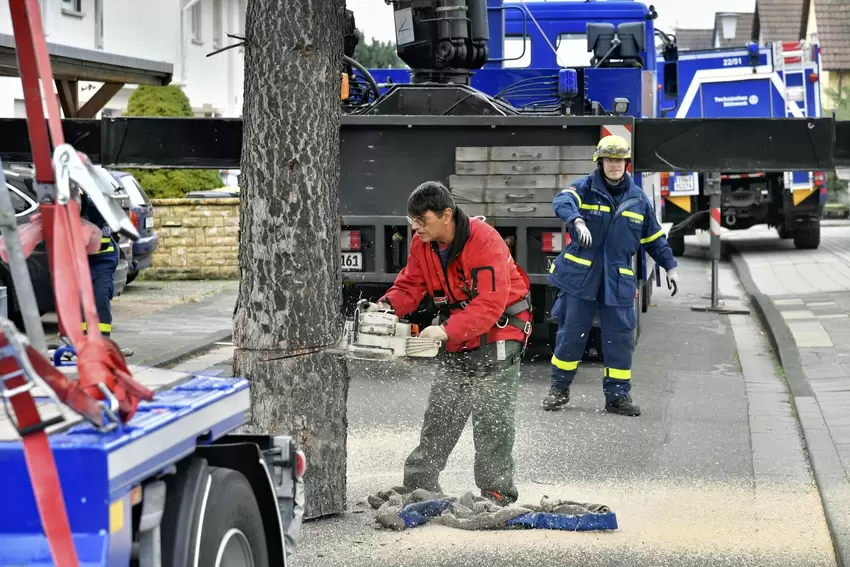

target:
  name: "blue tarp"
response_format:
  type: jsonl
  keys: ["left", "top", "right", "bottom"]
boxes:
{"left": 370, "top": 489, "right": 618, "bottom": 532}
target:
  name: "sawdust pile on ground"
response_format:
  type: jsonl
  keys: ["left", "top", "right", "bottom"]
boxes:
{"left": 393, "top": 479, "right": 833, "bottom": 557}
{"left": 315, "top": 477, "right": 836, "bottom": 567}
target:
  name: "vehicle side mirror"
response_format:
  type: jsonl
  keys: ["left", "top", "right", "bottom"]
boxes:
{"left": 663, "top": 60, "right": 679, "bottom": 100}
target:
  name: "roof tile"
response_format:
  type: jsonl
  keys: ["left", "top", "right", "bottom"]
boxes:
{"left": 813, "top": 0, "right": 850, "bottom": 70}
{"left": 754, "top": 0, "right": 807, "bottom": 42}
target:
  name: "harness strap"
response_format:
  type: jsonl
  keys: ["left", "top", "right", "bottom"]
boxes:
{"left": 434, "top": 294, "right": 532, "bottom": 335}
{"left": 503, "top": 295, "right": 533, "bottom": 318}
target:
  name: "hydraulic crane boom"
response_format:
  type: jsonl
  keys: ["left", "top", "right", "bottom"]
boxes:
{"left": 382, "top": 0, "right": 491, "bottom": 84}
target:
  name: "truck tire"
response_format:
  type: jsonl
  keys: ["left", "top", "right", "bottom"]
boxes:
{"left": 668, "top": 235, "right": 685, "bottom": 257}
{"left": 195, "top": 467, "right": 270, "bottom": 567}
{"left": 777, "top": 225, "right": 793, "bottom": 239}
{"left": 793, "top": 222, "right": 820, "bottom": 250}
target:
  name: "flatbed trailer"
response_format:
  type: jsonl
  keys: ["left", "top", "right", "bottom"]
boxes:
{"left": 0, "top": 363, "right": 304, "bottom": 567}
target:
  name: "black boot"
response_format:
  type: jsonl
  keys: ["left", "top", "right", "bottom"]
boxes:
{"left": 605, "top": 394, "right": 641, "bottom": 416}
{"left": 542, "top": 386, "right": 570, "bottom": 411}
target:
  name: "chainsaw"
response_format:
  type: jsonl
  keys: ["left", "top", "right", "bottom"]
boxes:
{"left": 340, "top": 299, "right": 442, "bottom": 361}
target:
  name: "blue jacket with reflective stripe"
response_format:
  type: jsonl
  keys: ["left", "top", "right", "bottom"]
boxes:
{"left": 547, "top": 170, "right": 677, "bottom": 307}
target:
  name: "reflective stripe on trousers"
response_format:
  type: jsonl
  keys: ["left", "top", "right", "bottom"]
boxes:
{"left": 549, "top": 293, "right": 635, "bottom": 402}
{"left": 81, "top": 321, "right": 112, "bottom": 334}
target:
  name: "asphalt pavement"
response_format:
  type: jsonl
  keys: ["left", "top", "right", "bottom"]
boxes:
{"left": 42, "top": 279, "right": 237, "bottom": 367}
{"left": 278, "top": 253, "right": 836, "bottom": 566}
{"left": 130, "top": 231, "right": 844, "bottom": 566}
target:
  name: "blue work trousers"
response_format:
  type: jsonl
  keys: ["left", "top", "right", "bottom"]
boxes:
{"left": 85, "top": 249, "right": 118, "bottom": 336}
{"left": 550, "top": 291, "right": 635, "bottom": 402}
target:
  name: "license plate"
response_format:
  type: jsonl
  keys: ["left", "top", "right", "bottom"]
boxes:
{"left": 674, "top": 175, "right": 694, "bottom": 193}
{"left": 145, "top": 216, "right": 154, "bottom": 229}
{"left": 341, "top": 252, "right": 363, "bottom": 271}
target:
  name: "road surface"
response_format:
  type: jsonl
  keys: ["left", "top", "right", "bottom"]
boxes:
{"left": 289, "top": 250, "right": 836, "bottom": 567}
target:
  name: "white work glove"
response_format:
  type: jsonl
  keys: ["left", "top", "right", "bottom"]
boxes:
{"left": 419, "top": 325, "right": 448, "bottom": 343}
{"left": 363, "top": 301, "right": 391, "bottom": 312}
{"left": 666, "top": 268, "right": 680, "bottom": 296}
{"left": 573, "top": 218, "right": 592, "bottom": 248}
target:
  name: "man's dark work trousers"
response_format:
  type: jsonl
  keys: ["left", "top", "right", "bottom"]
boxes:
{"left": 403, "top": 339, "right": 523, "bottom": 503}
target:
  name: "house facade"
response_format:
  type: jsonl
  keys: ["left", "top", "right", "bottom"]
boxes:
{"left": 0, "top": 0, "right": 247, "bottom": 118}
{"left": 673, "top": 12, "right": 755, "bottom": 53}
{"left": 753, "top": 0, "right": 850, "bottom": 110}
{"left": 802, "top": 0, "right": 850, "bottom": 110}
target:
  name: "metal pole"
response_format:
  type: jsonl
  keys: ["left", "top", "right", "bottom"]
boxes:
{"left": 691, "top": 171, "right": 749, "bottom": 315}
{"left": 708, "top": 173, "right": 722, "bottom": 308}
{"left": 0, "top": 162, "right": 47, "bottom": 353}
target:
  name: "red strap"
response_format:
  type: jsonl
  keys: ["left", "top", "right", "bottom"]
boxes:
{"left": 20, "top": 0, "right": 66, "bottom": 150}
{"left": 8, "top": 0, "right": 53, "bottom": 180}
{"left": 6, "top": 0, "right": 152, "bottom": 563}
{"left": 6, "top": 404, "right": 79, "bottom": 567}
{"left": 0, "top": 334, "right": 123, "bottom": 567}
{"left": 7, "top": 1, "right": 79, "bottom": 563}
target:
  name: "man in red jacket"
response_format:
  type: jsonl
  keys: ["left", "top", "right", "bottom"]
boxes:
{"left": 363, "top": 181, "right": 532, "bottom": 505}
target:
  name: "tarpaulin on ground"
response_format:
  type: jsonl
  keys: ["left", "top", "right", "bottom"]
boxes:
{"left": 366, "top": 486, "right": 618, "bottom": 532}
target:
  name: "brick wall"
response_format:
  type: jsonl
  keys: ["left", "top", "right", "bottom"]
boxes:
{"left": 148, "top": 198, "right": 240, "bottom": 279}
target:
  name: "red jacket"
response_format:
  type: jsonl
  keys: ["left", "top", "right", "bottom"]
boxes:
{"left": 381, "top": 208, "right": 532, "bottom": 352}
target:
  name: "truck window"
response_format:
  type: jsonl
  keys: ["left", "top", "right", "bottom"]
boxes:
{"left": 504, "top": 35, "right": 531, "bottom": 68}
{"left": 556, "top": 33, "right": 589, "bottom": 67}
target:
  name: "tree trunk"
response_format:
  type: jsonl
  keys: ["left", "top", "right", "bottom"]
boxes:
{"left": 234, "top": 0, "right": 349, "bottom": 520}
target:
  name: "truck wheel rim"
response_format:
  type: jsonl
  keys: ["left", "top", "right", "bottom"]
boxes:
{"left": 215, "top": 528, "right": 255, "bottom": 567}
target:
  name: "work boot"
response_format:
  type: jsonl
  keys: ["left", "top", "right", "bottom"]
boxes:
{"left": 542, "top": 386, "right": 570, "bottom": 411}
{"left": 605, "top": 394, "right": 641, "bottom": 417}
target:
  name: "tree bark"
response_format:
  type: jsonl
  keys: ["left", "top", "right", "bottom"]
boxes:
{"left": 234, "top": 0, "right": 349, "bottom": 519}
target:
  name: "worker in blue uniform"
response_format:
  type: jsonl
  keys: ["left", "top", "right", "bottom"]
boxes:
{"left": 80, "top": 192, "right": 119, "bottom": 339}
{"left": 543, "top": 135, "right": 681, "bottom": 417}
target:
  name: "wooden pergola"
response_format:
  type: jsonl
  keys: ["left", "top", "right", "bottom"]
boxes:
{"left": 0, "top": 32, "right": 173, "bottom": 118}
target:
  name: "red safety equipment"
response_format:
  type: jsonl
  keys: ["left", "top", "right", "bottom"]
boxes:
{"left": 380, "top": 208, "right": 532, "bottom": 352}
{"left": 4, "top": 0, "right": 156, "bottom": 565}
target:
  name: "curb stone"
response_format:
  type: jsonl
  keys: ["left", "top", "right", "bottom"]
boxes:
{"left": 137, "top": 330, "right": 234, "bottom": 368}
{"left": 728, "top": 244, "right": 850, "bottom": 567}
{"left": 727, "top": 251, "right": 811, "bottom": 398}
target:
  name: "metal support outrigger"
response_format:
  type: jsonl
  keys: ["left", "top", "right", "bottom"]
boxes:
{"left": 690, "top": 171, "right": 750, "bottom": 316}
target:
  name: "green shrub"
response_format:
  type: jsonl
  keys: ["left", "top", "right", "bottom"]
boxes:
{"left": 122, "top": 86, "right": 224, "bottom": 199}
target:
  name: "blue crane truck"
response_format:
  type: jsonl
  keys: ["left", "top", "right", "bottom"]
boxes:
{"left": 348, "top": 0, "right": 681, "bottom": 354}
{"left": 0, "top": 361, "right": 305, "bottom": 567}
{"left": 656, "top": 37, "right": 827, "bottom": 254}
